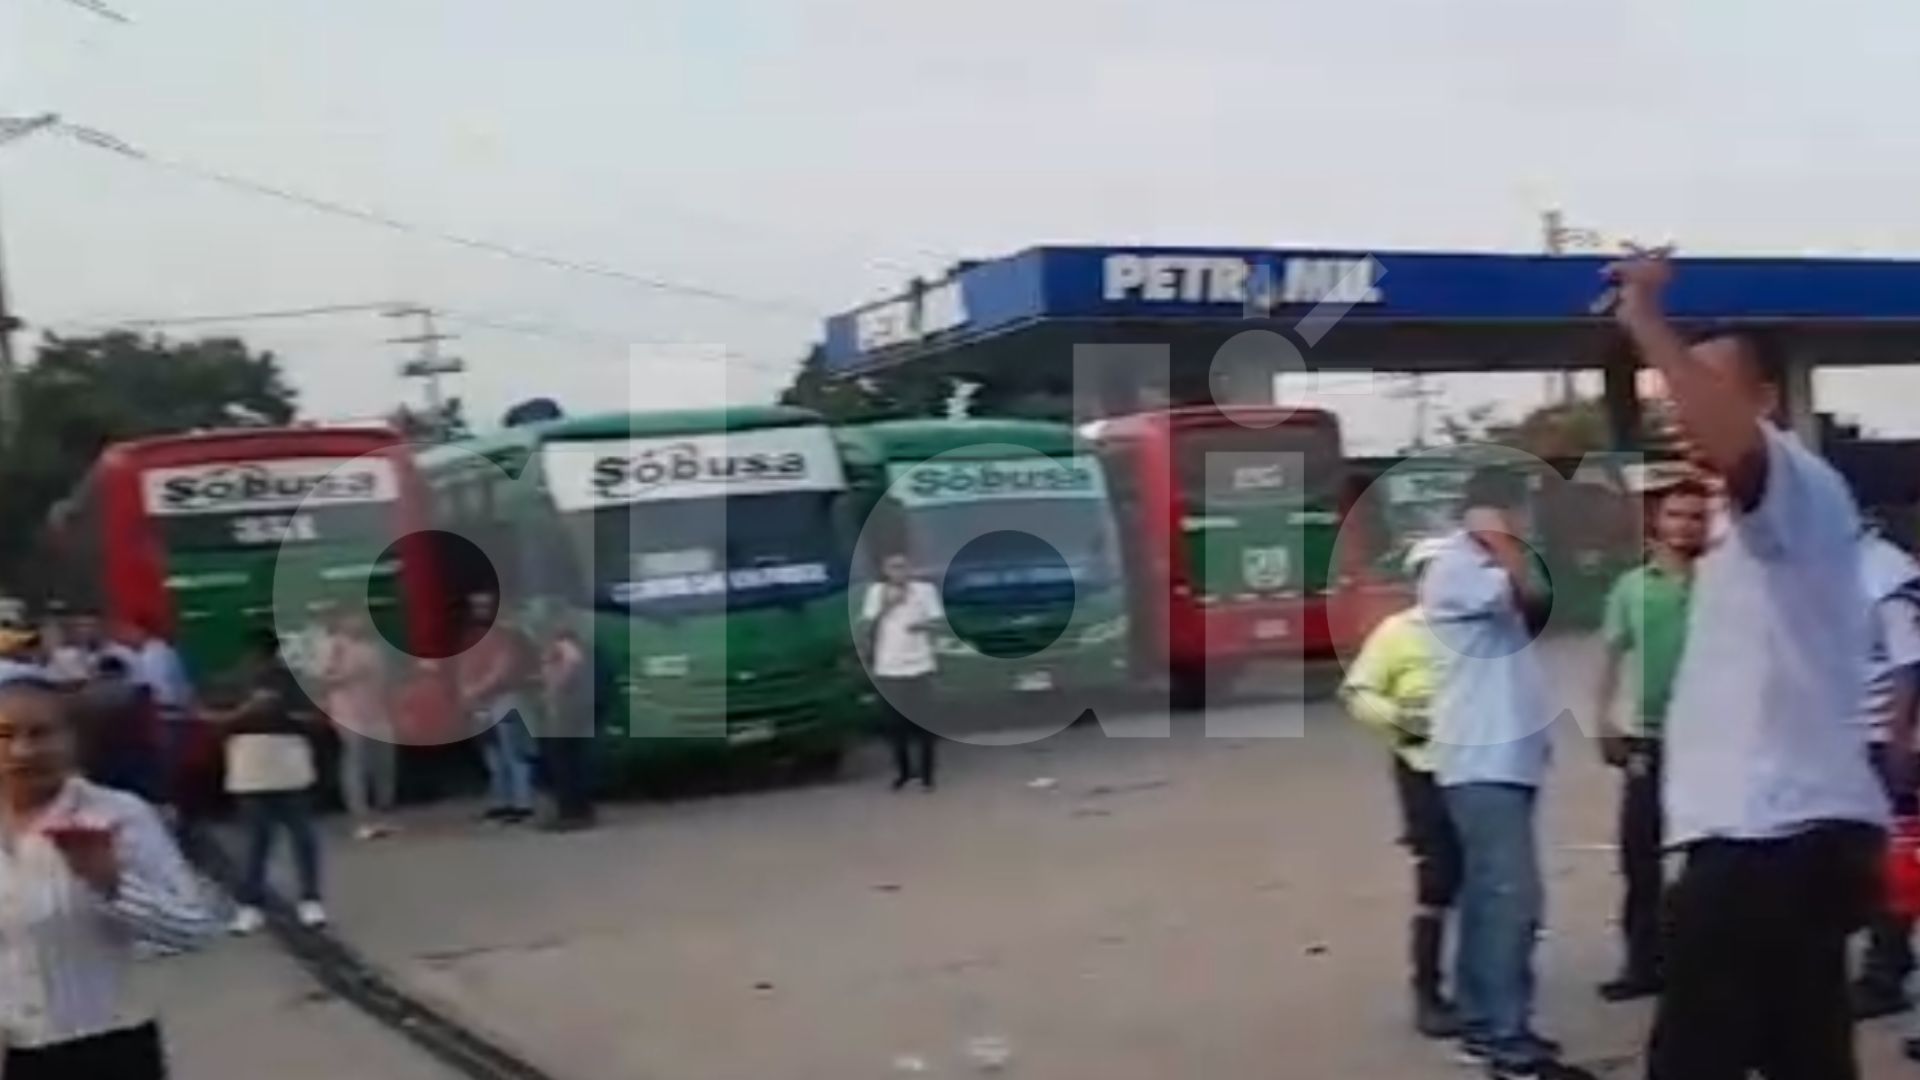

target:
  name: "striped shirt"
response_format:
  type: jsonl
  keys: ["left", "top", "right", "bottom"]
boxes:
{"left": 0, "top": 777, "right": 218, "bottom": 1049}
{"left": 1860, "top": 532, "right": 1920, "bottom": 744}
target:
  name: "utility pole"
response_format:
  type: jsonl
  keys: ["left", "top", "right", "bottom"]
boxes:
{"left": 1540, "top": 208, "right": 1605, "bottom": 407}
{"left": 1386, "top": 374, "right": 1441, "bottom": 450}
{"left": 0, "top": 113, "right": 63, "bottom": 449}
{"left": 385, "top": 305, "right": 465, "bottom": 440}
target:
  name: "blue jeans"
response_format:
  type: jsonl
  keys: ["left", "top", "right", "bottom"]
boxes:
{"left": 1444, "top": 782, "right": 1543, "bottom": 1062}
{"left": 481, "top": 697, "right": 535, "bottom": 812}
{"left": 238, "top": 790, "right": 321, "bottom": 904}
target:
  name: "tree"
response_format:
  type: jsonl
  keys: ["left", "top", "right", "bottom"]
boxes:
{"left": 1430, "top": 397, "right": 1610, "bottom": 460}
{"left": 386, "top": 397, "right": 472, "bottom": 443}
{"left": 779, "top": 345, "right": 955, "bottom": 422}
{"left": 0, "top": 331, "right": 298, "bottom": 589}
{"left": 1486, "top": 397, "right": 1609, "bottom": 460}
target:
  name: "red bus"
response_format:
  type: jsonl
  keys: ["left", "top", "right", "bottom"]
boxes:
{"left": 45, "top": 426, "right": 455, "bottom": 741}
{"left": 1088, "top": 405, "right": 1388, "bottom": 700}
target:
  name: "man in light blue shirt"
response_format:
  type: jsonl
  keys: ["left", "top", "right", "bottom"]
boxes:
{"left": 1612, "top": 253, "right": 1887, "bottom": 1080}
{"left": 1421, "top": 467, "right": 1560, "bottom": 1078}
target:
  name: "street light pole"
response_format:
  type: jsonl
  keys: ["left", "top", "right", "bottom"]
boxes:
{"left": 0, "top": 113, "right": 62, "bottom": 449}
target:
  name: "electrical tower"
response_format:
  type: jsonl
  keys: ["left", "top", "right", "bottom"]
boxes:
{"left": 1386, "top": 374, "right": 1441, "bottom": 450}
{"left": 385, "top": 305, "right": 465, "bottom": 438}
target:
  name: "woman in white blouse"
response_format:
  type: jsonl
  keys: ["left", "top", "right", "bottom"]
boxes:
{"left": 860, "top": 553, "right": 946, "bottom": 790}
{"left": 0, "top": 675, "right": 217, "bottom": 1079}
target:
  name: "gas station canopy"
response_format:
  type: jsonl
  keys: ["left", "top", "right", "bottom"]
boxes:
{"left": 823, "top": 246, "right": 1920, "bottom": 378}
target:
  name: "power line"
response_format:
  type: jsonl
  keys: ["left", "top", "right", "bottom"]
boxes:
{"left": 55, "top": 0, "right": 131, "bottom": 23}
{"left": 433, "top": 310, "right": 796, "bottom": 374}
{"left": 49, "top": 123, "right": 825, "bottom": 318}
{"left": 58, "top": 301, "right": 399, "bottom": 331}
{"left": 41, "top": 301, "right": 798, "bottom": 375}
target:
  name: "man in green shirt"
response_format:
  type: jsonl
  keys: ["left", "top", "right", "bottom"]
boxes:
{"left": 1593, "top": 479, "right": 1709, "bottom": 1003}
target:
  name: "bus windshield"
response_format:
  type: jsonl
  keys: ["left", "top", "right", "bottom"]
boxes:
{"left": 905, "top": 496, "right": 1122, "bottom": 604}
{"left": 576, "top": 491, "right": 842, "bottom": 616}
{"left": 540, "top": 426, "right": 851, "bottom": 617}
{"left": 1174, "top": 421, "right": 1342, "bottom": 510}
{"left": 884, "top": 453, "right": 1120, "bottom": 604}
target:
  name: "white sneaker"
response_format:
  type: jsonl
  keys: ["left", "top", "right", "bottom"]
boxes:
{"left": 229, "top": 905, "right": 265, "bottom": 936}
{"left": 295, "top": 901, "right": 329, "bottom": 929}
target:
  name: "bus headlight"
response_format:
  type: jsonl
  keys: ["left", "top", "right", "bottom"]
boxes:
{"left": 1077, "top": 615, "right": 1130, "bottom": 645}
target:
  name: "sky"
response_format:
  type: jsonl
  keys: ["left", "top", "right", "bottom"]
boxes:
{"left": 6, "top": 0, "right": 1920, "bottom": 452}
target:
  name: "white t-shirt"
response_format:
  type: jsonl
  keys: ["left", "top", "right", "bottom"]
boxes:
{"left": 862, "top": 581, "right": 945, "bottom": 680}
{"left": 1859, "top": 532, "right": 1920, "bottom": 744}
{"left": 1664, "top": 426, "right": 1889, "bottom": 846}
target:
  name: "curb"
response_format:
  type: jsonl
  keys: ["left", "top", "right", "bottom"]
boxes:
{"left": 193, "top": 832, "right": 567, "bottom": 1080}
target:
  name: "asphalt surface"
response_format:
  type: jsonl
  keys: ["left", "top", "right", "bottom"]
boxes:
{"left": 151, "top": 635, "right": 1920, "bottom": 1078}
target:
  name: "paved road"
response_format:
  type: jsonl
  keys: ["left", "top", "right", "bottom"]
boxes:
{"left": 136, "top": 934, "right": 457, "bottom": 1080}
{"left": 158, "top": 635, "right": 1918, "bottom": 1078}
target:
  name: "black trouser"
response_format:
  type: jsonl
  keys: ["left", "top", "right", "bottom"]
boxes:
{"left": 5, "top": 1022, "right": 167, "bottom": 1080}
{"left": 1393, "top": 757, "right": 1464, "bottom": 910}
{"left": 237, "top": 790, "right": 321, "bottom": 905}
{"left": 538, "top": 736, "right": 597, "bottom": 822}
{"left": 1392, "top": 757, "right": 1462, "bottom": 999}
{"left": 879, "top": 676, "right": 936, "bottom": 785}
{"left": 1647, "top": 822, "right": 1883, "bottom": 1080}
{"left": 1862, "top": 743, "right": 1917, "bottom": 991}
{"left": 1617, "top": 739, "right": 1665, "bottom": 980}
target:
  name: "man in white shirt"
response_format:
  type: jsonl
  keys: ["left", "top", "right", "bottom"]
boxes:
{"left": 860, "top": 553, "right": 945, "bottom": 790}
{"left": 1611, "top": 253, "right": 1888, "bottom": 1080}
{"left": 1850, "top": 524, "right": 1920, "bottom": 1021}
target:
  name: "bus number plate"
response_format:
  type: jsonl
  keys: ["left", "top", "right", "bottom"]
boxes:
{"left": 231, "top": 513, "right": 318, "bottom": 545}
{"left": 1254, "top": 618, "right": 1292, "bottom": 641}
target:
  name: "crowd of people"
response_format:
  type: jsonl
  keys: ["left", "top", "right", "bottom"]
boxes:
{"left": 9, "top": 253, "right": 1920, "bottom": 1079}
{"left": 1342, "top": 253, "right": 1920, "bottom": 1079}
{"left": 0, "top": 593, "right": 604, "bottom": 1078}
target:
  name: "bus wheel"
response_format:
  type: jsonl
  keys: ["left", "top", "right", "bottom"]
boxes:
{"left": 792, "top": 745, "right": 847, "bottom": 783}
{"left": 1171, "top": 670, "right": 1208, "bottom": 711}
{"left": 1172, "top": 665, "right": 1244, "bottom": 710}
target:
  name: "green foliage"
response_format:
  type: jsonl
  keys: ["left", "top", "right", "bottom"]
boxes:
{"left": 0, "top": 331, "right": 298, "bottom": 590}
{"left": 1434, "top": 397, "right": 1610, "bottom": 459}
{"left": 387, "top": 396, "right": 471, "bottom": 442}
{"left": 778, "top": 345, "right": 956, "bottom": 422}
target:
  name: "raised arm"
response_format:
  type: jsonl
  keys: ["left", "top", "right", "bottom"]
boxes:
{"left": 1610, "top": 254, "right": 1769, "bottom": 511}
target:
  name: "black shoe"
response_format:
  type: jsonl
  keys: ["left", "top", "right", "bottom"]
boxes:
{"left": 1903, "top": 1036, "right": 1920, "bottom": 1063}
{"left": 1488, "top": 1060, "right": 1595, "bottom": 1080}
{"left": 1598, "top": 972, "right": 1663, "bottom": 1003}
{"left": 1515, "top": 1033, "right": 1563, "bottom": 1060}
{"left": 1851, "top": 977, "right": 1909, "bottom": 1020}
{"left": 1413, "top": 994, "right": 1460, "bottom": 1039}
{"left": 499, "top": 808, "right": 534, "bottom": 825}
{"left": 891, "top": 776, "right": 910, "bottom": 791}
{"left": 1455, "top": 1038, "right": 1492, "bottom": 1067}
{"left": 479, "top": 807, "right": 513, "bottom": 821}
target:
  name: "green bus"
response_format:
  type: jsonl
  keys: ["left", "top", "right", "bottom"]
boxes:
{"left": 416, "top": 406, "right": 871, "bottom": 780}
{"left": 848, "top": 419, "right": 1131, "bottom": 699}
